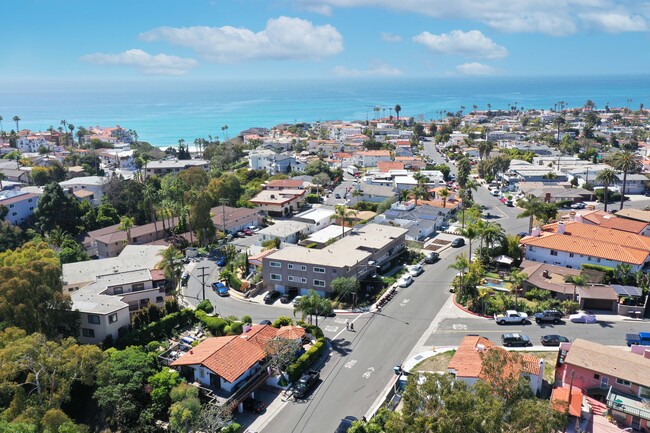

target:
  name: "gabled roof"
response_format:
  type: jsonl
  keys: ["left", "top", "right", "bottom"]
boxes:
{"left": 266, "top": 179, "right": 304, "bottom": 189}
{"left": 171, "top": 336, "right": 266, "bottom": 383}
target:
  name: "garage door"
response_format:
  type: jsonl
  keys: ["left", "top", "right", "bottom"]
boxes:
{"left": 582, "top": 299, "right": 615, "bottom": 311}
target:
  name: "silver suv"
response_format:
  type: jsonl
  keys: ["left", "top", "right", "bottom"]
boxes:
{"left": 534, "top": 309, "right": 563, "bottom": 324}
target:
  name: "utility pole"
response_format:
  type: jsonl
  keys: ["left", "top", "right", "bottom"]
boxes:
{"left": 219, "top": 198, "right": 229, "bottom": 237}
{"left": 197, "top": 266, "right": 209, "bottom": 301}
{"left": 563, "top": 370, "right": 575, "bottom": 433}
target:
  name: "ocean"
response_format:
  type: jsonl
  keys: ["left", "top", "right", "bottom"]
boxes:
{"left": 1, "top": 75, "right": 649, "bottom": 148}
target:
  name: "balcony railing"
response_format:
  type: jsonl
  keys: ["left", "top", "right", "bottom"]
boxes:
{"left": 606, "top": 387, "right": 650, "bottom": 421}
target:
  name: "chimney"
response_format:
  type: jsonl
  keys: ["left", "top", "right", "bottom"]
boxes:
{"left": 644, "top": 349, "right": 650, "bottom": 360}
{"left": 545, "top": 193, "right": 551, "bottom": 203}
{"left": 542, "top": 269, "right": 550, "bottom": 278}
{"left": 531, "top": 227, "right": 542, "bottom": 237}
{"left": 557, "top": 222, "right": 566, "bottom": 235}
{"left": 575, "top": 214, "right": 583, "bottom": 224}
{"left": 476, "top": 344, "right": 486, "bottom": 352}
{"left": 569, "top": 211, "right": 576, "bottom": 222}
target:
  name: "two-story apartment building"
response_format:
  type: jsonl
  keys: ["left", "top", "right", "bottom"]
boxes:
{"left": 262, "top": 224, "right": 407, "bottom": 297}
{"left": 63, "top": 245, "right": 168, "bottom": 344}
{"left": 520, "top": 221, "right": 650, "bottom": 271}
{"left": 59, "top": 176, "right": 107, "bottom": 207}
{"left": 559, "top": 339, "right": 650, "bottom": 431}
{"left": 144, "top": 159, "right": 209, "bottom": 178}
{"left": 0, "top": 190, "right": 39, "bottom": 225}
{"left": 248, "top": 149, "right": 298, "bottom": 174}
{"left": 354, "top": 150, "right": 393, "bottom": 168}
{"left": 249, "top": 189, "right": 306, "bottom": 216}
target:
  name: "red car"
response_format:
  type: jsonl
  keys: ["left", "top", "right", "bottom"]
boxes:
{"left": 243, "top": 229, "right": 253, "bottom": 236}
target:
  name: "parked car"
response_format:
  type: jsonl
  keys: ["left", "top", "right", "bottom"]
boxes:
{"left": 501, "top": 333, "right": 532, "bottom": 347}
{"left": 534, "top": 309, "right": 563, "bottom": 324}
{"left": 259, "top": 319, "right": 272, "bottom": 325}
{"left": 570, "top": 202, "right": 586, "bottom": 209}
{"left": 243, "top": 228, "right": 253, "bottom": 236}
{"left": 626, "top": 332, "right": 650, "bottom": 347}
{"left": 292, "top": 295, "right": 303, "bottom": 306}
{"left": 236, "top": 231, "right": 246, "bottom": 237}
{"left": 212, "top": 282, "right": 229, "bottom": 297}
{"left": 424, "top": 251, "right": 439, "bottom": 264}
{"left": 397, "top": 275, "right": 413, "bottom": 287}
{"left": 216, "top": 256, "right": 227, "bottom": 267}
{"left": 540, "top": 335, "right": 570, "bottom": 346}
{"left": 293, "top": 370, "right": 320, "bottom": 399}
{"left": 569, "top": 312, "right": 598, "bottom": 323}
{"left": 409, "top": 264, "right": 423, "bottom": 276}
{"left": 494, "top": 310, "right": 529, "bottom": 325}
{"left": 335, "top": 193, "right": 341, "bottom": 199}
{"left": 505, "top": 199, "right": 514, "bottom": 207}
{"left": 451, "top": 238, "right": 465, "bottom": 248}
{"left": 280, "top": 292, "right": 295, "bottom": 304}
{"left": 264, "top": 290, "right": 281, "bottom": 304}
{"left": 335, "top": 416, "right": 358, "bottom": 433}
{"left": 242, "top": 397, "right": 265, "bottom": 413}
{"left": 490, "top": 189, "right": 500, "bottom": 196}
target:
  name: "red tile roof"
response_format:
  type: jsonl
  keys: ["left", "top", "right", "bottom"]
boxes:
{"left": 171, "top": 336, "right": 265, "bottom": 383}
{"left": 266, "top": 179, "right": 304, "bottom": 189}
{"left": 240, "top": 324, "right": 279, "bottom": 351}
{"left": 551, "top": 386, "right": 583, "bottom": 417}
{"left": 276, "top": 325, "right": 306, "bottom": 340}
{"left": 377, "top": 161, "right": 405, "bottom": 172}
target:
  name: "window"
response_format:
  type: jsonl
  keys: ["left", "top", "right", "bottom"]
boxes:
{"left": 288, "top": 264, "right": 307, "bottom": 271}
{"left": 640, "top": 386, "right": 650, "bottom": 399}
{"left": 313, "top": 279, "right": 326, "bottom": 287}
{"left": 132, "top": 283, "right": 145, "bottom": 292}
{"left": 113, "top": 286, "right": 123, "bottom": 295}
{"left": 550, "top": 250, "right": 558, "bottom": 256}
{"left": 594, "top": 374, "right": 600, "bottom": 379}
{"left": 569, "top": 253, "right": 574, "bottom": 258}
{"left": 139, "top": 299, "right": 149, "bottom": 308}
{"left": 271, "top": 274, "right": 282, "bottom": 281}
{"left": 270, "top": 261, "right": 281, "bottom": 268}
{"left": 108, "top": 313, "right": 118, "bottom": 324}
{"left": 288, "top": 264, "right": 295, "bottom": 270}
{"left": 132, "top": 237, "right": 138, "bottom": 243}
{"left": 288, "top": 276, "right": 295, "bottom": 282}
{"left": 156, "top": 296, "right": 164, "bottom": 303}
{"left": 588, "top": 256, "right": 592, "bottom": 261}
{"left": 82, "top": 328, "right": 95, "bottom": 338}
{"left": 314, "top": 267, "right": 326, "bottom": 273}
{"left": 616, "top": 378, "right": 631, "bottom": 387}
{"left": 87, "top": 315, "right": 100, "bottom": 324}
{"left": 528, "top": 246, "right": 535, "bottom": 252}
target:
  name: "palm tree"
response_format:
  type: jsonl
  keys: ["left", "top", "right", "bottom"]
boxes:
{"left": 609, "top": 150, "right": 642, "bottom": 210}
{"left": 0, "top": 115, "right": 3, "bottom": 133}
{"left": 480, "top": 221, "right": 506, "bottom": 251}
{"left": 411, "top": 186, "right": 428, "bottom": 206}
{"left": 0, "top": 172, "right": 5, "bottom": 191}
{"left": 438, "top": 188, "right": 450, "bottom": 208}
{"left": 158, "top": 246, "right": 183, "bottom": 291}
{"left": 395, "top": 104, "right": 401, "bottom": 121}
{"left": 399, "top": 189, "right": 411, "bottom": 203}
{"left": 460, "top": 179, "right": 479, "bottom": 228}
{"left": 594, "top": 168, "right": 620, "bottom": 213}
{"left": 68, "top": 124, "right": 75, "bottom": 146}
{"left": 448, "top": 254, "right": 470, "bottom": 287}
{"left": 144, "top": 184, "right": 159, "bottom": 235}
{"left": 119, "top": 216, "right": 135, "bottom": 245}
{"left": 332, "top": 205, "right": 357, "bottom": 238}
{"left": 517, "top": 195, "right": 546, "bottom": 233}
{"left": 509, "top": 269, "right": 528, "bottom": 310}
{"left": 565, "top": 274, "right": 588, "bottom": 303}
{"left": 458, "top": 223, "right": 479, "bottom": 258}
{"left": 12, "top": 116, "right": 20, "bottom": 131}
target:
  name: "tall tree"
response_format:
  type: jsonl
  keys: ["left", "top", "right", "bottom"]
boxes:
{"left": 158, "top": 246, "right": 183, "bottom": 291}
{"left": 609, "top": 150, "right": 642, "bottom": 210}
{"left": 12, "top": 115, "right": 20, "bottom": 131}
{"left": 458, "top": 223, "right": 478, "bottom": 258}
{"left": 448, "top": 253, "right": 470, "bottom": 287}
{"left": 394, "top": 104, "right": 401, "bottom": 121}
{"left": 594, "top": 168, "right": 620, "bottom": 212}
{"left": 565, "top": 274, "right": 588, "bottom": 302}
{"left": 509, "top": 269, "right": 528, "bottom": 310}
{"left": 119, "top": 215, "right": 135, "bottom": 245}
{"left": 332, "top": 205, "right": 357, "bottom": 238}
{"left": 34, "top": 183, "right": 81, "bottom": 234}
{"left": 438, "top": 187, "right": 450, "bottom": 208}
{"left": 517, "top": 195, "right": 548, "bottom": 233}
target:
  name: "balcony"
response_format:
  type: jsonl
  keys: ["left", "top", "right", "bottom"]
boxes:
{"left": 606, "top": 387, "right": 650, "bottom": 421}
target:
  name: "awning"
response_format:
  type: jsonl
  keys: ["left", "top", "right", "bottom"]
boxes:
{"left": 551, "top": 386, "right": 583, "bottom": 417}
{"left": 610, "top": 284, "right": 643, "bottom": 297}
{"left": 494, "top": 255, "right": 514, "bottom": 265}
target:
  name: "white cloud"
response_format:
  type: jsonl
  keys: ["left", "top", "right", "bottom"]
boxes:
{"left": 332, "top": 62, "right": 403, "bottom": 77}
{"left": 578, "top": 11, "right": 647, "bottom": 32}
{"left": 140, "top": 17, "right": 343, "bottom": 63}
{"left": 456, "top": 62, "right": 498, "bottom": 76}
{"left": 295, "top": 0, "right": 648, "bottom": 35}
{"left": 413, "top": 30, "right": 507, "bottom": 59}
{"left": 305, "top": 4, "right": 333, "bottom": 15}
{"left": 380, "top": 32, "right": 402, "bottom": 42}
{"left": 81, "top": 49, "right": 198, "bottom": 75}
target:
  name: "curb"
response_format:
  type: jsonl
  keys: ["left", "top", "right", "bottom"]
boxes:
{"left": 452, "top": 297, "right": 492, "bottom": 319}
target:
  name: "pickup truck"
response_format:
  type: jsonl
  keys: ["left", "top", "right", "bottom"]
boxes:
{"left": 495, "top": 310, "right": 529, "bottom": 325}
{"left": 626, "top": 332, "right": 650, "bottom": 347}
{"left": 293, "top": 370, "right": 320, "bottom": 399}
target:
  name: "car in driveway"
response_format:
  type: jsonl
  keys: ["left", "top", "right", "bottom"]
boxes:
{"left": 409, "top": 264, "right": 423, "bottom": 276}
{"left": 243, "top": 228, "right": 253, "bottom": 236}
{"left": 212, "top": 282, "right": 229, "bottom": 297}
{"left": 540, "top": 335, "right": 570, "bottom": 346}
{"left": 451, "top": 238, "right": 465, "bottom": 248}
{"left": 570, "top": 312, "right": 597, "bottom": 323}
{"left": 334, "top": 416, "right": 358, "bottom": 433}
{"left": 501, "top": 333, "right": 532, "bottom": 347}
{"left": 397, "top": 274, "right": 413, "bottom": 287}
{"left": 292, "top": 295, "right": 303, "bottom": 306}
{"left": 280, "top": 292, "right": 295, "bottom": 304}
{"left": 264, "top": 290, "right": 281, "bottom": 304}
{"left": 242, "top": 397, "right": 265, "bottom": 413}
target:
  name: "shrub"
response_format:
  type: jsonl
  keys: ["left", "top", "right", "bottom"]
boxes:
{"left": 116, "top": 308, "right": 196, "bottom": 348}
{"left": 296, "top": 321, "right": 324, "bottom": 339}
{"left": 229, "top": 322, "right": 244, "bottom": 335}
{"left": 561, "top": 300, "right": 580, "bottom": 314}
{"left": 306, "top": 194, "right": 321, "bottom": 204}
{"left": 581, "top": 263, "right": 614, "bottom": 282}
{"left": 287, "top": 337, "right": 327, "bottom": 382}
{"left": 272, "top": 316, "right": 293, "bottom": 328}
{"left": 524, "top": 287, "right": 551, "bottom": 301}
{"left": 165, "top": 297, "right": 180, "bottom": 314}
{"left": 195, "top": 310, "right": 229, "bottom": 336}
{"left": 196, "top": 299, "right": 214, "bottom": 314}
{"left": 222, "top": 423, "right": 241, "bottom": 433}
{"left": 305, "top": 243, "right": 318, "bottom": 249}
{"left": 241, "top": 315, "right": 252, "bottom": 324}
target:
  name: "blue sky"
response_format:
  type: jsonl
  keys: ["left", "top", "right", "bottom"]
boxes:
{"left": 2, "top": 0, "right": 650, "bottom": 80}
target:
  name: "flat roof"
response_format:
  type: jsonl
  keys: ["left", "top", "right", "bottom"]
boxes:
{"left": 257, "top": 220, "right": 311, "bottom": 238}
{"left": 60, "top": 176, "right": 106, "bottom": 187}
{"left": 293, "top": 207, "right": 335, "bottom": 222}
{"left": 71, "top": 292, "right": 128, "bottom": 315}
{"left": 265, "top": 223, "right": 407, "bottom": 267}
{"left": 304, "top": 225, "right": 352, "bottom": 244}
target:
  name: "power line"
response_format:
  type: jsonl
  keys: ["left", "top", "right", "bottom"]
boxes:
{"left": 197, "top": 266, "right": 209, "bottom": 301}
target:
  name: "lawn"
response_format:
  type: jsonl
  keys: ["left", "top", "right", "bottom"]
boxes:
{"left": 520, "top": 351, "right": 559, "bottom": 383}
{"left": 412, "top": 350, "right": 456, "bottom": 372}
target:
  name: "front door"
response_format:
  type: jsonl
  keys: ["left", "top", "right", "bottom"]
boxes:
{"left": 210, "top": 373, "right": 220, "bottom": 390}
{"left": 600, "top": 377, "right": 609, "bottom": 388}
{"left": 631, "top": 416, "right": 641, "bottom": 430}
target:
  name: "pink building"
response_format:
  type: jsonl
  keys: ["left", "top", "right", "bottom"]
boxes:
{"left": 559, "top": 339, "right": 650, "bottom": 431}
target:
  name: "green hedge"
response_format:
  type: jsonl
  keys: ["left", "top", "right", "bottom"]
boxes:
{"left": 195, "top": 310, "right": 229, "bottom": 336}
{"left": 222, "top": 422, "right": 241, "bottom": 433}
{"left": 116, "top": 308, "right": 196, "bottom": 348}
{"left": 581, "top": 263, "right": 614, "bottom": 282}
{"left": 296, "top": 321, "right": 324, "bottom": 339}
{"left": 286, "top": 337, "right": 326, "bottom": 382}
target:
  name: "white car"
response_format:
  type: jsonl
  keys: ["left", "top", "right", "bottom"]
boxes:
{"left": 397, "top": 275, "right": 413, "bottom": 287}
{"left": 570, "top": 312, "right": 597, "bottom": 323}
{"left": 490, "top": 189, "right": 500, "bottom": 196}
{"left": 292, "top": 295, "right": 303, "bottom": 307}
{"left": 409, "top": 264, "right": 423, "bottom": 277}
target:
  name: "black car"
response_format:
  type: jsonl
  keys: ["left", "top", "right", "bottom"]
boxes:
{"left": 540, "top": 335, "right": 570, "bottom": 346}
{"left": 501, "top": 333, "right": 531, "bottom": 347}
{"left": 280, "top": 293, "right": 295, "bottom": 304}
{"left": 264, "top": 290, "right": 281, "bottom": 304}
{"left": 534, "top": 309, "right": 563, "bottom": 324}
{"left": 259, "top": 319, "right": 272, "bottom": 325}
{"left": 451, "top": 238, "right": 465, "bottom": 248}
{"left": 335, "top": 416, "right": 358, "bottom": 433}
{"left": 242, "top": 397, "right": 265, "bottom": 413}
{"left": 424, "top": 252, "right": 439, "bottom": 264}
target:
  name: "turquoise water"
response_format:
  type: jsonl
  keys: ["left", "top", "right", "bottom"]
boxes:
{"left": 1, "top": 75, "right": 649, "bottom": 147}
